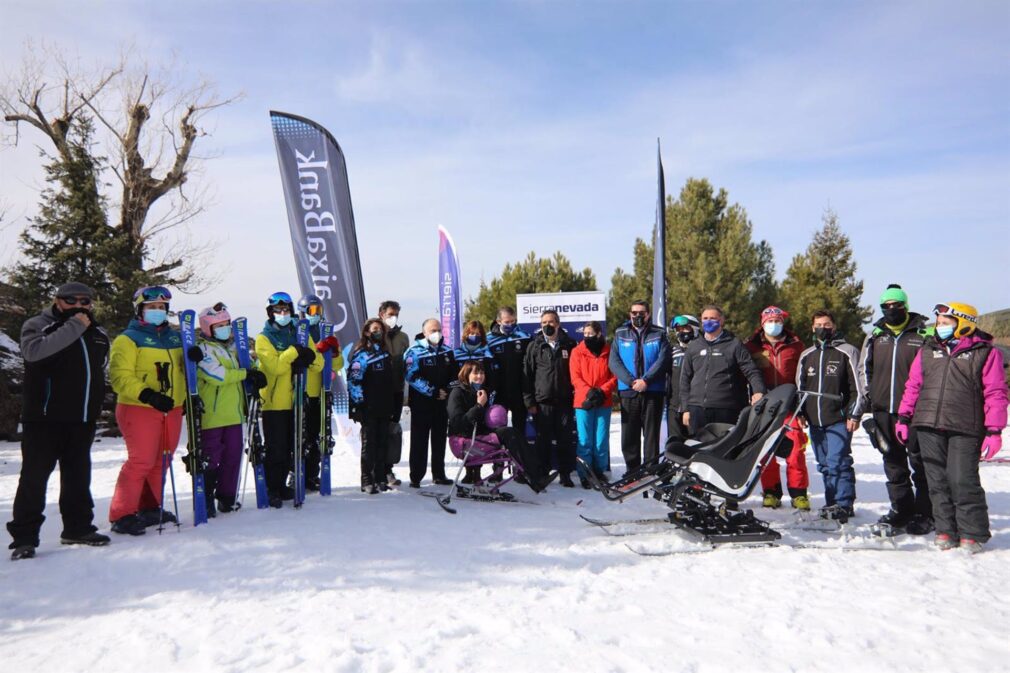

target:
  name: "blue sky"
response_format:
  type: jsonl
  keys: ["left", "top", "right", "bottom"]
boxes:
{"left": 1, "top": 0, "right": 1007, "bottom": 332}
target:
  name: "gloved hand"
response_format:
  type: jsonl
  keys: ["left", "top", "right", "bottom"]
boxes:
{"left": 186, "top": 345, "right": 204, "bottom": 362}
{"left": 139, "top": 388, "right": 175, "bottom": 413}
{"left": 895, "top": 420, "right": 910, "bottom": 445}
{"left": 244, "top": 369, "right": 268, "bottom": 390}
{"left": 293, "top": 345, "right": 316, "bottom": 368}
{"left": 582, "top": 388, "right": 604, "bottom": 410}
{"left": 315, "top": 335, "right": 341, "bottom": 354}
{"left": 981, "top": 433, "right": 1003, "bottom": 461}
{"left": 348, "top": 404, "right": 362, "bottom": 423}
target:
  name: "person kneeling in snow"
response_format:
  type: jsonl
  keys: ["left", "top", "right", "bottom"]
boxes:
{"left": 897, "top": 302, "right": 1008, "bottom": 553}
{"left": 448, "top": 362, "right": 546, "bottom": 492}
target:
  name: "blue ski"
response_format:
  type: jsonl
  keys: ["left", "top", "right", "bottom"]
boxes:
{"left": 293, "top": 319, "right": 309, "bottom": 507}
{"left": 179, "top": 309, "right": 209, "bottom": 526}
{"left": 233, "top": 317, "right": 269, "bottom": 509}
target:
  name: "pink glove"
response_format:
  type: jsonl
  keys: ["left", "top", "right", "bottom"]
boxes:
{"left": 895, "top": 422, "right": 910, "bottom": 445}
{"left": 981, "top": 434, "right": 1002, "bottom": 461}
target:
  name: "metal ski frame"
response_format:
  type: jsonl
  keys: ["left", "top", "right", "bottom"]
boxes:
{"left": 233, "top": 317, "right": 268, "bottom": 509}
{"left": 292, "top": 319, "right": 309, "bottom": 508}
{"left": 319, "top": 321, "right": 335, "bottom": 496}
{"left": 179, "top": 309, "right": 209, "bottom": 526}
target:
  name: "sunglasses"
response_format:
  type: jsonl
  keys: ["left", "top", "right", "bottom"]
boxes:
{"left": 58, "top": 296, "right": 92, "bottom": 306}
{"left": 630, "top": 310, "right": 647, "bottom": 316}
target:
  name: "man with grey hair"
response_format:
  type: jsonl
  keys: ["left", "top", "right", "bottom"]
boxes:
{"left": 7, "top": 282, "right": 111, "bottom": 560}
{"left": 404, "top": 318, "right": 457, "bottom": 488}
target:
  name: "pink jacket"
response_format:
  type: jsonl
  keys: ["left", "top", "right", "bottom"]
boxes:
{"left": 899, "top": 333, "right": 1008, "bottom": 432}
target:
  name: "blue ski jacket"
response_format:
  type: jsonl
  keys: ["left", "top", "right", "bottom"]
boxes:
{"left": 609, "top": 321, "right": 671, "bottom": 396}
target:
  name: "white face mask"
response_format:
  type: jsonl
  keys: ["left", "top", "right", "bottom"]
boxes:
{"left": 763, "top": 322, "right": 783, "bottom": 338}
{"left": 426, "top": 331, "right": 442, "bottom": 346}
{"left": 384, "top": 316, "right": 398, "bottom": 329}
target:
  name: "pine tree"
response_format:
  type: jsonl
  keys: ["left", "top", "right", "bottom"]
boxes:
{"left": 607, "top": 178, "right": 777, "bottom": 335}
{"left": 465, "top": 251, "right": 597, "bottom": 326}
{"left": 4, "top": 118, "right": 138, "bottom": 331}
{"left": 780, "top": 209, "right": 871, "bottom": 343}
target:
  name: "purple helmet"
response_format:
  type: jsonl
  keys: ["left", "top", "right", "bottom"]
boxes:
{"left": 485, "top": 404, "right": 509, "bottom": 429}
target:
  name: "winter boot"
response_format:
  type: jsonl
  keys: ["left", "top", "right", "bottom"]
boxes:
{"left": 60, "top": 531, "right": 111, "bottom": 547}
{"left": 935, "top": 533, "right": 958, "bottom": 551}
{"left": 204, "top": 470, "right": 218, "bottom": 519}
{"left": 361, "top": 473, "right": 374, "bottom": 493}
{"left": 111, "top": 514, "right": 147, "bottom": 536}
{"left": 904, "top": 514, "right": 935, "bottom": 536}
{"left": 559, "top": 473, "right": 575, "bottom": 488}
{"left": 877, "top": 509, "right": 911, "bottom": 528}
{"left": 10, "top": 545, "right": 36, "bottom": 561}
{"left": 791, "top": 495, "right": 811, "bottom": 511}
{"left": 959, "top": 538, "right": 984, "bottom": 554}
{"left": 461, "top": 467, "right": 479, "bottom": 485}
{"left": 819, "top": 504, "right": 854, "bottom": 523}
{"left": 386, "top": 470, "right": 402, "bottom": 487}
{"left": 267, "top": 491, "right": 283, "bottom": 508}
{"left": 139, "top": 508, "right": 177, "bottom": 528}
{"left": 762, "top": 492, "right": 782, "bottom": 509}
{"left": 217, "top": 495, "right": 238, "bottom": 513}
{"left": 580, "top": 476, "right": 591, "bottom": 489}
{"left": 432, "top": 476, "right": 453, "bottom": 486}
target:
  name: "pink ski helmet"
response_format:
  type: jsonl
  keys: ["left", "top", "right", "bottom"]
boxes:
{"left": 485, "top": 404, "right": 509, "bottom": 429}
{"left": 198, "top": 302, "right": 232, "bottom": 338}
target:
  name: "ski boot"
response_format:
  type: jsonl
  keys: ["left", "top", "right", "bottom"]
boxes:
{"left": 819, "top": 504, "right": 853, "bottom": 524}
{"left": 934, "top": 533, "right": 958, "bottom": 551}
{"left": 959, "top": 538, "right": 983, "bottom": 554}
{"left": 791, "top": 495, "right": 811, "bottom": 511}
{"left": 762, "top": 492, "right": 782, "bottom": 509}
{"left": 60, "top": 531, "right": 111, "bottom": 546}
{"left": 904, "top": 514, "right": 935, "bottom": 536}
{"left": 111, "top": 514, "right": 147, "bottom": 536}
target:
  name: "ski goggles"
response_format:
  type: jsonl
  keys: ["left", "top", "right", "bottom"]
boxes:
{"left": 303, "top": 303, "right": 323, "bottom": 317}
{"left": 933, "top": 304, "right": 976, "bottom": 323}
{"left": 57, "top": 296, "right": 93, "bottom": 306}
{"left": 205, "top": 302, "right": 228, "bottom": 316}
{"left": 134, "top": 285, "right": 172, "bottom": 304}
{"left": 267, "top": 292, "right": 293, "bottom": 307}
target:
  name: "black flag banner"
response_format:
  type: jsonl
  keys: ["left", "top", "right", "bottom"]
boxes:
{"left": 270, "top": 110, "right": 367, "bottom": 348}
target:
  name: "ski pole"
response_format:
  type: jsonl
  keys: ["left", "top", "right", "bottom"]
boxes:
{"left": 163, "top": 412, "right": 181, "bottom": 531}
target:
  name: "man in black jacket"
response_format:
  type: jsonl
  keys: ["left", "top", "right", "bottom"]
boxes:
{"left": 523, "top": 310, "right": 577, "bottom": 487}
{"left": 7, "top": 282, "right": 111, "bottom": 560}
{"left": 796, "top": 310, "right": 866, "bottom": 523}
{"left": 487, "top": 307, "right": 532, "bottom": 433}
{"left": 857, "top": 284, "right": 933, "bottom": 534}
{"left": 378, "top": 300, "right": 410, "bottom": 487}
{"left": 679, "top": 305, "right": 766, "bottom": 435}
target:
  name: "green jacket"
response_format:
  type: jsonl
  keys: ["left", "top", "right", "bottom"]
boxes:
{"left": 196, "top": 337, "right": 248, "bottom": 430}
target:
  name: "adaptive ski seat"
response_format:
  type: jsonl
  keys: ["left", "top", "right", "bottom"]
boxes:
{"left": 670, "top": 384, "right": 796, "bottom": 499}
{"left": 447, "top": 426, "right": 543, "bottom": 496}
{"left": 581, "top": 385, "right": 802, "bottom": 545}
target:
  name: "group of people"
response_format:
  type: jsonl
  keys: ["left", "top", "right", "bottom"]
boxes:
{"left": 5, "top": 280, "right": 1007, "bottom": 560}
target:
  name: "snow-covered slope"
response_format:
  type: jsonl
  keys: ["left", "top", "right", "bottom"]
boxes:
{"left": 1, "top": 422, "right": 1008, "bottom": 673}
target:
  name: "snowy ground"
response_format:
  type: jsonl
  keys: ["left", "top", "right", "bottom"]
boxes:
{"left": 1, "top": 419, "right": 1009, "bottom": 673}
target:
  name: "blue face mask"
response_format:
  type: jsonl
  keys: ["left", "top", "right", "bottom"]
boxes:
{"left": 702, "top": 319, "right": 721, "bottom": 334}
{"left": 213, "top": 325, "right": 232, "bottom": 341}
{"left": 466, "top": 334, "right": 481, "bottom": 346}
{"left": 307, "top": 315, "right": 321, "bottom": 326}
{"left": 936, "top": 324, "right": 956, "bottom": 341}
{"left": 763, "top": 322, "right": 783, "bottom": 338}
{"left": 273, "top": 314, "right": 292, "bottom": 327}
{"left": 143, "top": 309, "right": 167, "bottom": 326}
{"left": 471, "top": 382, "right": 482, "bottom": 391}
{"left": 501, "top": 323, "right": 515, "bottom": 335}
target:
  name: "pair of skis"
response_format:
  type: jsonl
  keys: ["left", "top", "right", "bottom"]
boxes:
{"left": 292, "top": 319, "right": 337, "bottom": 506}
{"left": 233, "top": 317, "right": 270, "bottom": 510}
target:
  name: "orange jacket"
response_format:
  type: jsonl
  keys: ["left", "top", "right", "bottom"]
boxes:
{"left": 570, "top": 341, "right": 618, "bottom": 408}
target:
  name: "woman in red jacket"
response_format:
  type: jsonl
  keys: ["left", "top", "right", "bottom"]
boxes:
{"left": 744, "top": 306, "right": 809, "bottom": 510}
{"left": 570, "top": 321, "right": 618, "bottom": 489}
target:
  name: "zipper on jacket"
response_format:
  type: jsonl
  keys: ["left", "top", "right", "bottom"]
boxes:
{"left": 888, "top": 331, "right": 902, "bottom": 414}
{"left": 43, "top": 378, "right": 51, "bottom": 416}
{"left": 933, "top": 346, "right": 952, "bottom": 429}
{"left": 80, "top": 338, "right": 91, "bottom": 422}
{"left": 816, "top": 348, "right": 825, "bottom": 426}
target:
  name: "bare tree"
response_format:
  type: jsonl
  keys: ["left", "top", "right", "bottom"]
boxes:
{"left": 1, "top": 43, "right": 236, "bottom": 292}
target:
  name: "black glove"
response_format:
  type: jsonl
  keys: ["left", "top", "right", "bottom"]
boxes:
{"left": 245, "top": 368, "right": 268, "bottom": 390}
{"left": 139, "top": 388, "right": 175, "bottom": 413}
{"left": 348, "top": 404, "right": 362, "bottom": 423}
{"left": 186, "top": 345, "right": 204, "bottom": 362}
{"left": 293, "top": 345, "right": 316, "bottom": 368}
{"left": 582, "top": 387, "right": 604, "bottom": 410}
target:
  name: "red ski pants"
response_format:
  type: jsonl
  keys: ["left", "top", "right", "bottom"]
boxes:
{"left": 760, "top": 415, "right": 809, "bottom": 496}
{"left": 109, "top": 404, "right": 183, "bottom": 522}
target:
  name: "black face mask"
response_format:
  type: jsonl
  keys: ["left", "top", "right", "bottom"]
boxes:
{"left": 583, "top": 335, "right": 603, "bottom": 352}
{"left": 677, "top": 331, "right": 694, "bottom": 344}
{"left": 541, "top": 325, "right": 557, "bottom": 337}
{"left": 631, "top": 316, "right": 645, "bottom": 328}
{"left": 369, "top": 331, "right": 384, "bottom": 343}
{"left": 883, "top": 306, "right": 907, "bottom": 325}
{"left": 814, "top": 327, "right": 834, "bottom": 343}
